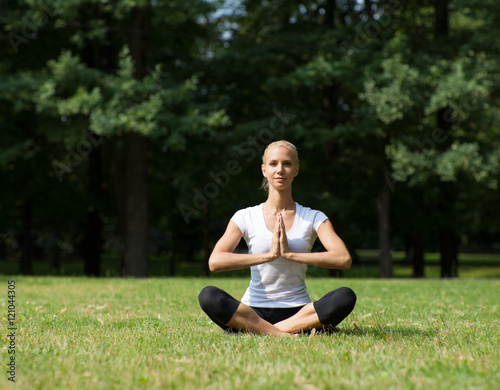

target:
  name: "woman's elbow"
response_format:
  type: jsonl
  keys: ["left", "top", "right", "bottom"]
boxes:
{"left": 208, "top": 255, "right": 221, "bottom": 273}
{"left": 208, "top": 260, "right": 218, "bottom": 273}
{"left": 341, "top": 255, "right": 352, "bottom": 271}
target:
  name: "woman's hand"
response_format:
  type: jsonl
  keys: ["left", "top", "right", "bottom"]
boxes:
{"left": 269, "top": 214, "right": 281, "bottom": 261}
{"left": 267, "top": 213, "right": 293, "bottom": 262}
{"left": 278, "top": 213, "right": 291, "bottom": 258}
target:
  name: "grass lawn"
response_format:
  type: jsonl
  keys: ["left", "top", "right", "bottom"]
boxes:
{"left": 1, "top": 277, "right": 499, "bottom": 389}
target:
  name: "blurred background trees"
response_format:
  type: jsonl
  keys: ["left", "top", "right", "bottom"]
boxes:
{"left": 1, "top": 0, "right": 499, "bottom": 277}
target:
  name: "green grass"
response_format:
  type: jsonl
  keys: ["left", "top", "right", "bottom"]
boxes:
{"left": 1, "top": 277, "right": 499, "bottom": 389}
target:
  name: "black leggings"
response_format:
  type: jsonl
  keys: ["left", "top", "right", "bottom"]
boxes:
{"left": 198, "top": 285, "right": 356, "bottom": 332}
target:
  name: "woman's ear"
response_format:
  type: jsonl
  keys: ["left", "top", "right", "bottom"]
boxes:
{"left": 294, "top": 164, "right": 300, "bottom": 177}
{"left": 261, "top": 163, "right": 266, "bottom": 177}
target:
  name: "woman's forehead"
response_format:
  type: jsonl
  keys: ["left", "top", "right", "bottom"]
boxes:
{"left": 264, "top": 145, "right": 299, "bottom": 164}
{"left": 265, "top": 146, "right": 297, "bottom": 161}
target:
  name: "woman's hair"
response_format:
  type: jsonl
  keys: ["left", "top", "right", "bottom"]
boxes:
{"left": 260, "top": 140, "right": 299, "bottom": 192}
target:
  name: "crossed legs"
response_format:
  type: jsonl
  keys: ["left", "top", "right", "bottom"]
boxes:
{"left": 225, "top": 303, "right": 291, "bottom": 336}
{"left": 199, "top": 286, "right": 356, "bottom": 336}
{"left": 274, "top": 303, "right": 323, "bottom": 334}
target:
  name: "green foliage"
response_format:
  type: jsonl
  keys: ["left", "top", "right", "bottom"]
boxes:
{"left": 362, "top": 54, "right": 420, "bottom": 125}
{"left": 1, "top": 0, "right": 500, "bottom": 273}
{"left": 426, "top": 56, "right": 492, "bottom": 120}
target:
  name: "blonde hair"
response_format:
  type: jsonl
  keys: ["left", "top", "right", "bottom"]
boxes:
{"left": 260, "top": 140, "right": 299, "bottom": 192}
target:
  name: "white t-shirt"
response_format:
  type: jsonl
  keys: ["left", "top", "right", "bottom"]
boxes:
{"left": 230, "top": 202, "right": 328, "bottom": 308}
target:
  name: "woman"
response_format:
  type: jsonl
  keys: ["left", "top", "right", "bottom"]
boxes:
{"left": 199, "top": 140, "right": 356, "bottom": 336}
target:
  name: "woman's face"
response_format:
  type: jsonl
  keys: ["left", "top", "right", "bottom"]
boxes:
{"left": 261, "top": 146, "right": 299, "bottom": 190}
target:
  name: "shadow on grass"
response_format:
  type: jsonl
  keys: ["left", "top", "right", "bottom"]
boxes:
{"left": 222, "top": 326, "right": 436, "bottom": 339}
{"left": 341, "top": 325, "right": 436, "bottom": 339}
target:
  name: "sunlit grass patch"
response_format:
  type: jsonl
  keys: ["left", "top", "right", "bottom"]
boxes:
{"left": 0, "top": 277, "right": 498, "bottom": 389}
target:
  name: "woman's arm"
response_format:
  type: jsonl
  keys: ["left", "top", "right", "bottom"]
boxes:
{"left": 280, "top": 218, "right": 352, "bottom": 270}
{"left": 209, "top": 220, "right": 280, "bottom": 272}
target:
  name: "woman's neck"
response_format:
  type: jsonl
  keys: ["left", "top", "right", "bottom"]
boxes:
{"left": 264, "top": 188, "right": 295, "bottom": 214}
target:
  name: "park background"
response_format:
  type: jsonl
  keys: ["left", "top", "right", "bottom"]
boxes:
{"left": 1, "top": 2, "right": 500, "bottom": 390}
{"left": 1, "top": 0, "right": 500, "bottom": 279}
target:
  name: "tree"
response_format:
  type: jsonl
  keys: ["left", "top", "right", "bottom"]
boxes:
{"left": 2, "top": 0, "right": 499, "bottom": 279}
{"left": 1, "top": 0, "right": 228, "bottom": 276}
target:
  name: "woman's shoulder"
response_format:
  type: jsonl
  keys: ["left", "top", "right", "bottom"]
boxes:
{"left": 232, "top": 203, "right": 263, "bottom": 218}
{"left": 295, "top": 203, "right": 329, "bottom": 225}
{"left": 295, "top": 202, "right": 324, "bottom": 215}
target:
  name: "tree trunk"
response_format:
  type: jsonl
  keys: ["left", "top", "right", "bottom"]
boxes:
{"left": 434, "top": 0, "right": 459, "bottom": 278}
{"left": 407, "top": 229, "right": 425, "bottom": 278}
{"left": 437, "top": 176, "right": 459, "bottom": 277}
{"left": 83, "top": 143, "right": 103, "bottom": 276}
{"left": 79, "top": 2, "right": 111, "bottom": 276}
{"left": 110, "top": 137, "right": 127, "bottom": 269}
{"left": 128, "top": 6, "right": 150, "bottom": 80}
{"left": 437, "top": 180, "right": 458, "bottom": 278}
{"left": 122, "top": 5, "right": 150, "bottom": 276}
{"left": 405, "top": 188, "right": 425, "bottom": 278}
{"left": 377, "top": 141, "right": 393, "bottom": 278}
{"left": 83, "top": 208, "right": 102, "bottom": 276}
{"left": 123, "top": 132, "right": 149, "bottom": 277}
{"left": 377, "top": 177, "right": 392, "bottom": 277}
{"left": 439, "top": 226, "right": 458, "bottom": 277}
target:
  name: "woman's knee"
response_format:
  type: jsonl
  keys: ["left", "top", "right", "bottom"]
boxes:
{"left": 313, "top": 286, "right": 357, "bottom": 326}
{"left": 198, "top": 286, "right": 240, "bottom": 327}
{"left": 336, "top": 286, "right": 357, "bottom": 310}
{"left": 198, "top": 286, "right": 221, "bottom": 312}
